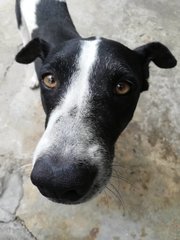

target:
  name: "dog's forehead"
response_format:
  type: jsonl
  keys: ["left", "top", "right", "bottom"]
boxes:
{"left": 49, "top": 37, "right": 136, "bottom": 66}
{"left": 45, "top": 37, "right": 138, "bottom": 82}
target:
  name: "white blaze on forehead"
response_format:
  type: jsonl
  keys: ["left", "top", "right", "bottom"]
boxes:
{"left": 33, "top": 39, "right": 101, "bottom": 164}
{"left": 61, "top": 39, "right": 100, "bottom": 113}
{"left": 21, "top": 0, "right": 40, "bottom": 34}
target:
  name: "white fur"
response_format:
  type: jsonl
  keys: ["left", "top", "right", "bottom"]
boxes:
{"left": 19, "top": 0, "right": 41, "bottom": 88}
{"left": 20, "top": 0, "right": 66, "bottom": 38}
{"left": 33, "top": 39, "right": 101, "bottom": 165}
{"left": 20, "top": 0, "right": 40, "bottom": 35}
{"left": 29, "top": 72, "right": 39, "bottom": 89}
{"left": 54, "top": 39, "right": 100, "bottom": 118}
{"left": 19, "top": 15, "right": 30, "bottom": 46}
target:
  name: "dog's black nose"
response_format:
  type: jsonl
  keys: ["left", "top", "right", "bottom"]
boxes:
{"left": 31, "top": 157, "right": 97, "bottom": 203}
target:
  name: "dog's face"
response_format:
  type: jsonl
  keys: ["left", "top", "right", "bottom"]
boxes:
{"left": 16, "top": 37, "right": 176, "bottom": 204}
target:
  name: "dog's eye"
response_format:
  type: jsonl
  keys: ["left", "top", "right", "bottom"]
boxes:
{"left": 114, "top": 82, "right": 131, "bottom": 95}
{"left": 42, "top": 74, "right": 57, "bottom": 89}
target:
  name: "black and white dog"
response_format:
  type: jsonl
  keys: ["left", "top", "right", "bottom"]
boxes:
{"left": 15, "top": 0, "right": 177, "bottom": 204}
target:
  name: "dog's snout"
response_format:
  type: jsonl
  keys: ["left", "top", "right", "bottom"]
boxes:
{"left": 31, "top": 157, "right": 97, "bottom": 203}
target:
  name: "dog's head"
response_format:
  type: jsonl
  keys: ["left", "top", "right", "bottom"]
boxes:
{"left": 16, "top": 37, "right": 176, "bottom": 204}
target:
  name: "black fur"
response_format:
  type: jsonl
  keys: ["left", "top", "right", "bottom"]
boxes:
{"left": 15, "top": 0, "right": 177, "bottom": 204}
{"left": 33, "top": 0, "right": 80, "bottom": 43}
{"left": 135, "top": 42, "right": 177, "bottom": 68}
{"left": 16, "top": 38, "right": 50, "bottom": 63}
{"left": 15, "top": 0, "right": 22, "bottom": 29}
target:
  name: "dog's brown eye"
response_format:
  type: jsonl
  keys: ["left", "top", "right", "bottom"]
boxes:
{"left": 115, "top": 82, "right": 131, "bottom": 95}
{"left": 43, "top": 74, "right": 57, "bottom": 89}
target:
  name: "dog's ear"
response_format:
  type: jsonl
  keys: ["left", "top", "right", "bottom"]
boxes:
{"left": 134, "top": 42, "right": 177, "bottom": 91}
{"left": 134, "top": 42, "right": 177, "bottom": 68}
{"left": 15, "top": 38, "right": 50, "bottom": 64}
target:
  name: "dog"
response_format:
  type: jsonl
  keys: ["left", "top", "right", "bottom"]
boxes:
{"left": 15, "top": 0, "right": 177, "bottom": 204}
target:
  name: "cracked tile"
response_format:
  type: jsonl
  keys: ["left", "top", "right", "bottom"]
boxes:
{"left": 0, "top": 173, "right": 23, "bottom": 222}
{"left": 0, "top": 219, "right": 37, "bottom": 240}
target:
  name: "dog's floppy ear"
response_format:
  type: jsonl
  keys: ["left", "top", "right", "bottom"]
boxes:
{"left": 134, "top": 42, "right": 177, "bottom": 69}
{"left": 134, "top": 42, "right": 177, "bottom": 91}
{"left": 15, "top": 38, "right": 50, "bottom": 64}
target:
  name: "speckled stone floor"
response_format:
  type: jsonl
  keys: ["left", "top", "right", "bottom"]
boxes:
{"left": 0, "top": 0, "right": 179, "bottom": 239}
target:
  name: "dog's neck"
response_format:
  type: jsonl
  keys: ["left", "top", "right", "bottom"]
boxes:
{"left": 33, "top": 0, "right": 81, "bottom": 46}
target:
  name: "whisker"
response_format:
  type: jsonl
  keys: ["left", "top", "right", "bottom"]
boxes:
{"left": 112, "top": 163, "right": 127, "bottom": 169}
{"left": 16, "top": 163, "right": 33, "bottom": 176}
{"left": 19, "top": 163, "right": 32, "bottom": 170}
{"left": 109, "top": 182, "right": 126, "bottom": 215}
{"left": 105, "top": 185, "right": 125, "bottom": 216}
{"left": 104, "top": 190, "right": 110, "bottom": 209}
{"left": 112, "top": 168, "right": 136, "bottom": 190}
{"left": 112, "top": 162, "right": 127, "bottom": 170}
{"left": 111, "top": 175, "right": 131, "bottom": 185}
{"left": 111, "top": 168, "right": 121, "bottom": 189}
{"left": 105, "top": 186, "right": 119, "bottom": 202}
{"left": 112, "top": 168, "right": 129, "bottom": 182}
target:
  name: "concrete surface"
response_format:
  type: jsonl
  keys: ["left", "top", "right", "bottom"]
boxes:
{"left": 0, "top": 0, "right": 179, "bottom": 239}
